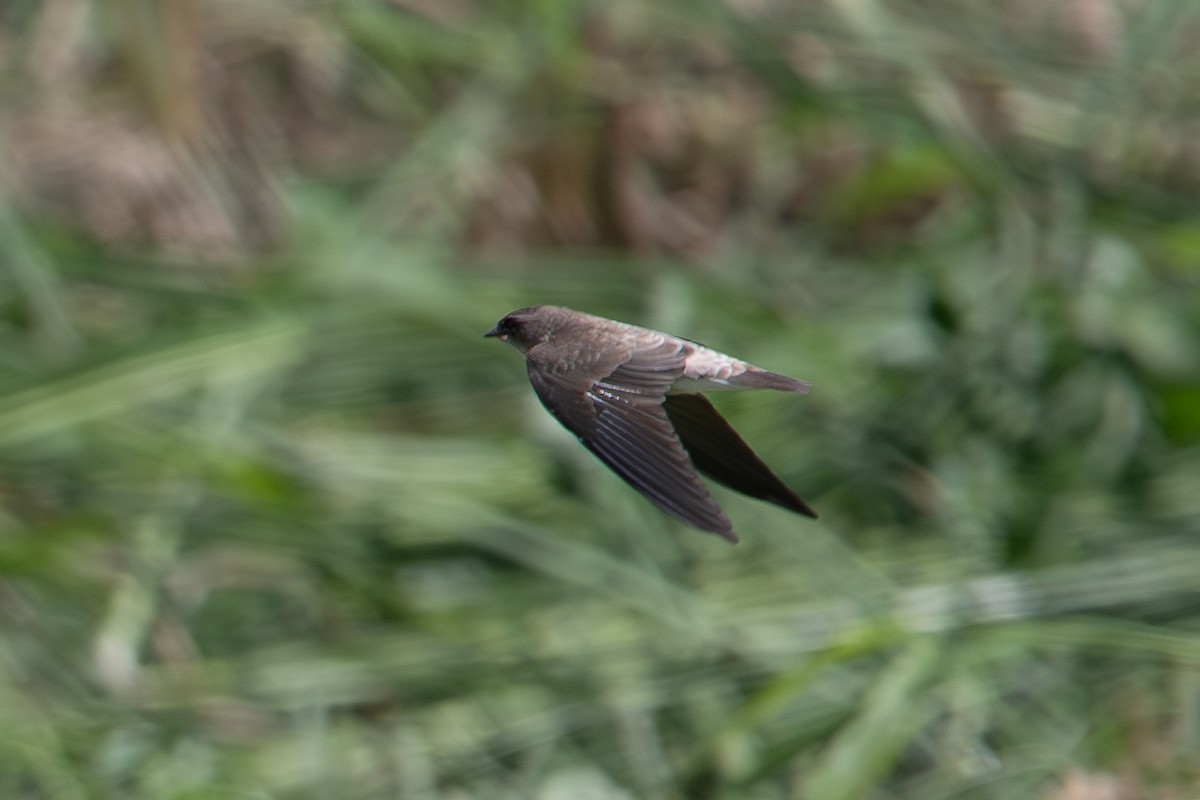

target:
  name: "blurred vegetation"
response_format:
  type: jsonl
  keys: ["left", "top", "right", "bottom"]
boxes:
{"left": 2, "top": 0, "right": 1200, "bottom": 797}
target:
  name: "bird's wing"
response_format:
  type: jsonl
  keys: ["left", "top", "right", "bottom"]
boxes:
{"left": 663, "top": 393, "right": 817, "bottom": 518}
{"left": 526, "top": 336, "right": 737, "bottom": 541}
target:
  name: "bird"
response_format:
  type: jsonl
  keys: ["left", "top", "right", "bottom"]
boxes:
{"left": 485, "top": 305, "right": 817, "bottom": 542}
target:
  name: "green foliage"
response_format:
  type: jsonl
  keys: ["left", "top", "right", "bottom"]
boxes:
{"left": 2, "top": 0, "right": 1200, "bottom": 797}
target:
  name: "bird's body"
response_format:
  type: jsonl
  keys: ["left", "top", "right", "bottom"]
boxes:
{"left": 486, "top": 305, "right": 816, "bottom": 541}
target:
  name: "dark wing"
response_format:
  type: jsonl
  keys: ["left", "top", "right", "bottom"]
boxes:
{"left": 526, "top": 337, "right": 738, "bottom": 541}
{"left": 663, "top": 393, "right": 817, "bottom": 518}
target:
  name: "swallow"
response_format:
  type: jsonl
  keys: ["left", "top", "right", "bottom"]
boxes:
{"left": 486, "top": 305, "right": 817, "bottom": 541}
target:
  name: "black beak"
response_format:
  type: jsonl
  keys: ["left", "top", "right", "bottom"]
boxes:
{"left": 483, "top": 327, "right": 499, "bottom": 338}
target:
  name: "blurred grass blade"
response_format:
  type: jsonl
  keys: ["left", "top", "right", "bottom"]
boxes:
{"left": 0, "top": 318, "right": 302, "bottom": 447}
{"left": 800, "top": 637, "right": 943, "bottom": 800}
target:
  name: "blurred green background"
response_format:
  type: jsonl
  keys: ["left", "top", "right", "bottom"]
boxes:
{"left": 3, "top": 0, "right": 1200, "bottom": 797}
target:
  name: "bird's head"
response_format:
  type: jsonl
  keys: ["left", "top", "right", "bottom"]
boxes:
{"left": 484, "top": 306, "right": 553, "bottom": 353}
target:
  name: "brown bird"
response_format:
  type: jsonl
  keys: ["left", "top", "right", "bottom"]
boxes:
{"left": 486, "top": 305, "right": 817, "bottom": 542}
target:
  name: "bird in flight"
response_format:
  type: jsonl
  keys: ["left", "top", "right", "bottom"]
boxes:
{"left": 486, "top": 305, "right": 817, "bottom": 542}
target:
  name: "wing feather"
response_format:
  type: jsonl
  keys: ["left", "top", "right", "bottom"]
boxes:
{"left": 663, "top": 393, "right": 817, "bottom": 518}
{"left": 526, "top": 336, "right": 738, "bottom": 541}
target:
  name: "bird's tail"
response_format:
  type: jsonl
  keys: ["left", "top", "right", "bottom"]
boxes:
{"left": 731, "top": 369, "right": 812, "bottom": 394}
